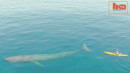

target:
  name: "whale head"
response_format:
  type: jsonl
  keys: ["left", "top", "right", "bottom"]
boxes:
{"left": 5, "top": 56, "right": 23, "bottom": 62}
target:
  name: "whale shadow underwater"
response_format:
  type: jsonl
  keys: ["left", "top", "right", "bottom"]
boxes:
{"left": 5, "top": 43, "right": 91, "bottom": 66}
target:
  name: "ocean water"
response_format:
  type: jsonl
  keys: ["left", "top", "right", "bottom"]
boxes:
{"left": 0, "top": 0, "right": 130, "bottom": 73}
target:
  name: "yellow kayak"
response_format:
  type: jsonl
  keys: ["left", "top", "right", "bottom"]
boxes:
{"left": 104, "top": 51, "right": 128, "bottom": 57}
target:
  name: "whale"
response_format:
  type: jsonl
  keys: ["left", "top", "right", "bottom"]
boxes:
{"left": 5, "top": 43, "right": 90, "bottom": 66}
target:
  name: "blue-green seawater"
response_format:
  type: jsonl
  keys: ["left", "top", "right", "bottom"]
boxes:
{"left": 0, "top": 0, "right": 130, "bottom": 73}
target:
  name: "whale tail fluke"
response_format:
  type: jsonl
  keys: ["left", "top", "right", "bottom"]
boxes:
{"left": 82, "top": 43, "right": 91, "bottom": 52}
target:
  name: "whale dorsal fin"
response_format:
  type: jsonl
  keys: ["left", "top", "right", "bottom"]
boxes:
{"left": 32, "top": 61, "right": 44, "bottom": 67}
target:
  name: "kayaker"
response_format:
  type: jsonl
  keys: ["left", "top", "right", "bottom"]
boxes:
{"left": 115, "top": 49, "right": 119, "bottom": 55}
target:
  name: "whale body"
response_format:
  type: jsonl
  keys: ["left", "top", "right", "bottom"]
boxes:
{"left": 5, "top": 43, "right": 90, "bottom": 66}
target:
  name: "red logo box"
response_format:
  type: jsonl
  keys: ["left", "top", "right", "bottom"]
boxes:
{"left": 108, "top": 1, "right": 128, "bottom": 15}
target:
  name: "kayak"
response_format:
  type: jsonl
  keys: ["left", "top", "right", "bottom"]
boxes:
{"left": 104, "top": 51, "right": 128, "bottom": 57}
